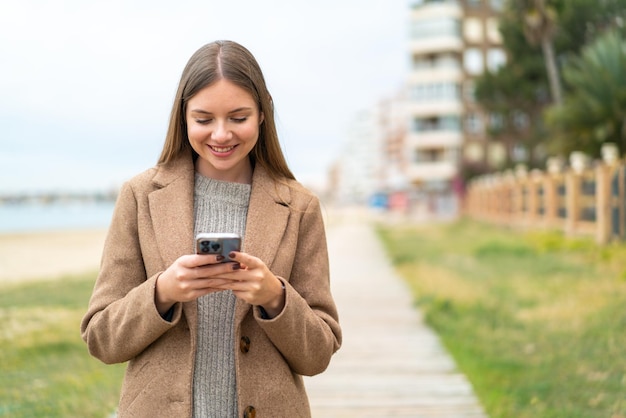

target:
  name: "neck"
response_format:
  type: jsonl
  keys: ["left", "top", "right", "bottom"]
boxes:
{"left": 195, "top": 158, "right": 253, "bottom": 184}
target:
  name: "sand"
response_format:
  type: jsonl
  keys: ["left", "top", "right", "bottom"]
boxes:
{"left": 0, "top": 228, "right": 108, "bottom": 285}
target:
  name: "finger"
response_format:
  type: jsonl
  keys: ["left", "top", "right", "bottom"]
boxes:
{"left": 194, "top": 261, "right": 241, "bottom": 279}
{"left": 180, "top": 277, "right": 235, "bottom": 296}
{"left": 191, "top": 253, "right": 229, "bottom": 268}
{"left": 198, "top": 278, "right": 234, "bottom": 289}
{"left": 176, "top": 253, "right": 223, "bottom": 268}
{"left": 228, "top": 251, "right": 260, "bottom": 268}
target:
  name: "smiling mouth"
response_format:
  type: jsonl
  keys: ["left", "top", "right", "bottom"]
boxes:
{"left": 209, "top": 145, "right": 237, "bottom": 153}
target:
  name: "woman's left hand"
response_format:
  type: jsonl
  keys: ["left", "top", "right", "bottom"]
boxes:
{"left": 217, "top": 252, "right": 285, "bottom": 318}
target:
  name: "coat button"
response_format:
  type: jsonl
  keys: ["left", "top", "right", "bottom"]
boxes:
{"left": 240, "top": 336, "right": 251, "bottom": 353}
{"left": 243, "top": 405, "right": 256, "bottom": 418}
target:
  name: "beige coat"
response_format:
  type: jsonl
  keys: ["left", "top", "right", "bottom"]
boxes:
{"left": 81, "top": 153, "right": 342, "bottom": 417}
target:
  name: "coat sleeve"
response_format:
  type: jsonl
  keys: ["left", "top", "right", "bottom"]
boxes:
{"left": 80, "top": 181, "right": 182, "bottom": 364}
{"left": 254, "top": 195, "right": 342, "bottom": 376}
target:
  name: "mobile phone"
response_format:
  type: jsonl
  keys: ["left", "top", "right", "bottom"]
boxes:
{"left": 195, "top": 233, "right": 241, "bottom": 262}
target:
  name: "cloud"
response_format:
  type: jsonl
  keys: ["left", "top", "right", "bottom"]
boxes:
{"left": 0, "top": 0, "right": 409, "bottom": 193}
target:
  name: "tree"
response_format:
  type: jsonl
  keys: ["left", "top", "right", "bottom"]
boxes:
{"left": 521, "top": 0, "right": 563, "bottom": 105}
{"left": 474, "top": 0, "right": 626, "bottom": 173}
{"left": 545, "top": 29, "right": 626, "bottom": 157}
{"left": 473, "top": 0, "right": 556, "bottom": 172}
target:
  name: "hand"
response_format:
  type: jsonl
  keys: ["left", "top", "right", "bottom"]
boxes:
{"left": 154, "top": 253, "right": 241, "bottom": 315}
{"left": 215, "top": 251, "right": 286, "bottom": 318}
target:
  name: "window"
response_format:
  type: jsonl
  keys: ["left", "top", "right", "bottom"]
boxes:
{"left": 415, "top": 148, "right": 445, "bottom": 163}
{"left": 489, "top": 0, "right": 504, "bottom": 11}
{"left": 464, "top": 48, "right": 484, "bottom": 75}
{"left": 412, "top": 53, "right": 461, "bottom": 71}
{"left": 464, "top": 143, "right": 484, "bottom": 163}
{"left": 411, "top": 82, "right": 461, "bottom": 102}
{"left": 412, "top": 56, "right": 431, "bottom": 70}
{"left": 412, "top": 0, "right": 460, "bottom": 8}
{"left": 465, "top": 112, "right": 484, "bottom": 135}
{"left": 463, "top": 81, "right": 476, "bottom": 102}
{"left": 411, "top": 18, "right": 461, "bottom": 40}
{"left": 486, "top": 18, "right": 502, "bottom": 43}
{"left": 413, "top": 115, "right": 461, "bottom": 132}
{"left": 437, "top": 53, "right": 461, "bottom": 69}
{"left": 464, "top": 18, "right": 483, "bottom": 43}
{"left": 512, "top": 144, "right": 528, "bottom": 162}
{"left": 512, "top": 111, "right": 529, "bottom": 130}
{"left": 488, "top": 113, "right": 504, "bottom": 132}
{"left": 487, "top": 48, "right": 506, "bottom": 72}
{"left": 488, "top": 143, "right": 506, "bottom": 166}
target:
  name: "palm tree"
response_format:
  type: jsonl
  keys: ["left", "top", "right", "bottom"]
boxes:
{"left": 522, "top": 0, "right": 563, "bottom": 105}
{"left": 546, "top": 29, "right": 626, "bottom": 156}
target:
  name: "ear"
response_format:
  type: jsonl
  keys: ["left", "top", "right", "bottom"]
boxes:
{"left": 259, "top": 112, "right": 265, "bottom": 125}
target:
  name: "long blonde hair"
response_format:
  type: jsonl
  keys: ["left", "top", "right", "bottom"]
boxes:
{"left": 158, "top": 40, "right": 295, "bottom": 181}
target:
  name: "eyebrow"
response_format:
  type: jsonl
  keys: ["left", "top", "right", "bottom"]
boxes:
{"left": 189, "top": 107, "right": 254, "bottom": 115}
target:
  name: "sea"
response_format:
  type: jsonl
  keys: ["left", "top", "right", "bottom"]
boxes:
{"left": 0, "top": 201, "right": 116, "bottom": 234}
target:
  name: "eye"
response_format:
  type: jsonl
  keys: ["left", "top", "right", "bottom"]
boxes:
{"left": 195, "top": 118, "right": 213, "bottom": 125}
{"left": 231, "top": 117, "right": 248, "bottom": 123}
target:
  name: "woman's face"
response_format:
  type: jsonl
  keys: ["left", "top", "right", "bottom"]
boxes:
{"left": 186, "top": 79, "right": 263, "bottom": 184}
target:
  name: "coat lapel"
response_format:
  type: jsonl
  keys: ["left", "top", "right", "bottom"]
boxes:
{"left": 146, "top": 157, "right": 291, "bottom": 329}
{"left": 235, "top": 165, "right": 292, "bottom": 324}
{"left": 147, "top": 154, "right": 197, "bottom": 329}
{"left": 148, "top": 155, "right": 196, "bottom": 265}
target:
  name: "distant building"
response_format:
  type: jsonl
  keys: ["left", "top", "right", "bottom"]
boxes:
{"left": 405, "top": 0, "right": 505, "bottom": 217}
{"left": 460, "top": 0, "right": 507, "bottom": 174}
{"left": 328, "top": 96, "right": 408, "bottom": 209}
{"left": 328, "top": 0, "right": 506, "bottom": 217}
{"left": 332, "top": 109, "right": 384, "bottom": 206}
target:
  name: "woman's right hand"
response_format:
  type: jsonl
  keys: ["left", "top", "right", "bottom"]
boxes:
{"left": 154, "top": 254, "right": 239, "bottom": 315}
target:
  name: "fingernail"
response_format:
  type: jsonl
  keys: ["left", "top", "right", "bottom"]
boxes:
{"left": 232, "top": 263, "right": 241, "bottom": 270}
{"left": 216, "top": 255, "right": 225, "bottom": 262}
{"left": 229, "top": 252, "right": 236, "bottom": 259}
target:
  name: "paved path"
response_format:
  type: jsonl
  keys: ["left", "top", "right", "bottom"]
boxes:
{"left": 305, "top": 214, "right": 487, "bottom": 417}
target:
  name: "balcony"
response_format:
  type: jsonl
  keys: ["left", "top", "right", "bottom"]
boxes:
{"left": 410, "top": 37, "right": 463, "bottom": 55}
{"left": 408, "top": 101, "right": 463, "bottom": 118}
{"left": 409, "top": 66, "right": 463, "bottom": 83}
{"left": 406, "top": 130, "right": 463, "bottom": 149}
{"left": 411, "top": 0, "right": 461, "bottom": 17}
{"left": 410, "top": 1, "right": 462, "bottom": 55}
{"left": 406, "top": 161, "right": 458, "bottom": 182}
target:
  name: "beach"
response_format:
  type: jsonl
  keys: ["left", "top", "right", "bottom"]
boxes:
{"left": 0, "top": 229, "right": 108, "bottom": 284}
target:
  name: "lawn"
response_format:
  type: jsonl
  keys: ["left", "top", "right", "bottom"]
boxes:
{"left": 377, "top": 219, "right": 626, "bottom": 418}
{"left": 0, "top": 274, "right": 125, "bottom": 418}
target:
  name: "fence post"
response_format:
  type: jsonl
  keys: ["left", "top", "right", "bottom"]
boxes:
{"left": 526, "top": 172, "right": 539, "bottom": 225}
{"left": 544, "top": 174, "right": 556, "bottom": 227}
{"left": 503, "top": 171, "right": 515, "bottom": 225}
{"left": 565, "top": 170, "right": 580, "bottom": 236}
{"left": 615, "top": 164, "right": 626, "bottom": 239}
{"left": 595, "top": 163, "right": 611, "bottom": 244}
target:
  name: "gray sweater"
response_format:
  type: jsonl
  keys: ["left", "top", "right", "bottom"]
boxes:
{"left": 192, "top": 173, "right": 251, "bottom": 418}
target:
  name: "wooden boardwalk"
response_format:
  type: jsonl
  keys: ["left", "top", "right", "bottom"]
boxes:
{"left": 305, "top": 215, "right": 487, "bottom": 417}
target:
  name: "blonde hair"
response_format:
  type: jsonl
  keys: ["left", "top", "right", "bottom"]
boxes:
{"left": 158, "top": 40, "right": 295, "bottom": 181}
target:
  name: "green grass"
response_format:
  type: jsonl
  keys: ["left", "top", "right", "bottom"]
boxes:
{"left": 377, "top": 219, "right": 626, "bottom": 418}
{"left": 0, "top": 274, "right": 125, "bottom": 418}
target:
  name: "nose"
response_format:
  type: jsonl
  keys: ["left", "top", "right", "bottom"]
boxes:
{"left": 211, "top": 121, "right": 231, "bottom": 142}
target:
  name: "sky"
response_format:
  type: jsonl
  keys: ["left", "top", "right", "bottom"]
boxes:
{"left": 0, "top": 0, "right": 410, "bottom": 194}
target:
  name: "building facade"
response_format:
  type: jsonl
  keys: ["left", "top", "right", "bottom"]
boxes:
{"left": 405, "top": 0, "right": 505, "bottom": 217}
{"left": 331, "top": 109, "right": 385, "bottom": 206}
{"left": 328, "top": 0, "right": 506, "bottom": 217}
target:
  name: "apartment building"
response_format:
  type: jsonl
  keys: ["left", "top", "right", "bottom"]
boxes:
{"left": 331, "top": 109, "right": 385, "bottom": 206}
{"left": 406, "top": 0, "right": 505, "bottom": 215}
{"left": 328, "top": 0, "right": 505, "bottom": 214}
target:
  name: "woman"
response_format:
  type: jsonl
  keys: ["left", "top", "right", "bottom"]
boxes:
{"left": 81, "top": 40, "right": 342, "bottom": 418}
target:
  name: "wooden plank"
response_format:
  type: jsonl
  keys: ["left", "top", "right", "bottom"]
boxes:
{"left": 306, "top": 216, "right": 487, "bottom": 417}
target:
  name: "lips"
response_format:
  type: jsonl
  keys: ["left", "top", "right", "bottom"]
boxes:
{"left": 209, "top": 144, "right": 237, "bottom": 154}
